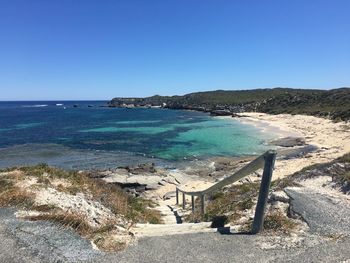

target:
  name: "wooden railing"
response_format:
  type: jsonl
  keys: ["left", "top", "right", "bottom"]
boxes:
{"left": 175, "top": 150, "right": 277, "bottom": 233}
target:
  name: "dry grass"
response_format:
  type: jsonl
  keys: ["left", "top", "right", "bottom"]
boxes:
{"left": 31, "top": 204, "right": 58, "bottom": 212}
{"left": 185, "top": 182, "right": 259, "bottom": 223}
{"left": 0, "top": 177, "right": 35, "bottom": 208}
{"left": 0, "top": 164, "right": 161, "bottom": 223}
{"left": 204, "top": 183, "right": 258, "bottom": 223}
{"left": 24, "top": 210, "right": 130, "bottom": 252}
{"left": 25, "top": 212, "right": 93, "bottom": 235}
{"left": 237, "top": 211, "right": 297, "bottom": 234}
{"left": 91, "top": 224, "right": 129, "bottom": 252}
{"left": 0, "top": 188, "right": 34, "bottom": 208}
{"left": 271, "top": 177, "right": 301, "bottom": 191}
{"left": 274, "top": 152, "right": 350, "bottom": 193}
{"left": 263, "top": 211, "right": 297, "bottom": 234}
{"left": 338, "top": 152, "right": 350, "bottom": 163}
{"left": 335, "top": 152, "right": 350, "bottom": 188}
{"left": 16, "top": 164, "right": 161, "bottom": 224}
{"left": 93, "top": 235, "right": 128, "bottom": 252}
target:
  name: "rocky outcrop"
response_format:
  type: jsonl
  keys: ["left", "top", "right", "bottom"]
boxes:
{"left": 123, "top": 163, "right": 157, "bottom": 174}
{"left": 108, "top": 88, "right": 350, "bottom": 121}
{"left": 210, "top": 110, "right": 233, "bottom": 116}
{"left": 271, "top": 137, "right": 306, "bottom": 147}
{"left": 99, "top": 164, "right": 183, "bottom": 196}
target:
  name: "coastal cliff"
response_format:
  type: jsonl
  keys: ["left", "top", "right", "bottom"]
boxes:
{"left": 108, "top": 87, "right": 350, "bottom": 121}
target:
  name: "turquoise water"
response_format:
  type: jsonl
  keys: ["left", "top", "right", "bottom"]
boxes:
{"left": 153, "top": 119, "right": 270, "bottom": 159}
{"left": 0, "top": 101, "right": 274, "bottom": 168}
{"left": 80, "top": 126, "right": 174, "bottom": 134}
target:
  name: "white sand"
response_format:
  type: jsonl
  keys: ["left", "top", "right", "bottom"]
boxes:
{"left": 235, "top": 113, "right": 350, "bottom": 179}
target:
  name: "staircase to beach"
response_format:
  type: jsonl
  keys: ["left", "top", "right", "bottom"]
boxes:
{"left": 130, "top": 176, "right": 216, "bottom": 236}
{"left": 130, "top": 150, "right": 277, "bottom": 237}
{"left": 131, "top": 203, "right": 215, "bottom": 237}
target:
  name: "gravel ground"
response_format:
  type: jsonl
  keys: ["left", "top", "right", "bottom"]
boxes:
{"left": 94, "top": 232, "right": 350, "bottom": 263}
{"left": 0, "top": 208, "right": 103, "bottom": 263}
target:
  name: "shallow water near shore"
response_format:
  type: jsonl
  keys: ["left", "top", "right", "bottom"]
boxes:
{"left": 0, "top": 101, "right": 274, "bottom": 169}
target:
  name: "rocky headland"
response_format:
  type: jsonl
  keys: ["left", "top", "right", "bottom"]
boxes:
{"left": 108, "top": 87, "right": 350, "bottom": 121}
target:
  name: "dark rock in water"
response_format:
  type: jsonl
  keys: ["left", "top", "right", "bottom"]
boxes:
{"left": 125, "top": 163, "right": 157, "bottom": 174}
{"left": 232, "top": 113, "right": 250, "bottom": 118}
{"left": 73, "top": 104, "right": 78, "bottom": 108}
{"left": 210, "top": 110, "right": 232, "bottom": 116}
{"left": 277, "top": 145, "right": 318, "bottom": 159}
{"left": 271, "top": 137, "right": 306, "bottom": 147}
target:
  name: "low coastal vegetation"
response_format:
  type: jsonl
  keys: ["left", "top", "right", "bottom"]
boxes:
{"left": 185, "top": 153, "right": 350, "bottom": 234}
{"left": 193, "top": 151, "right": 350, "bottom": 234}
{"left": 262, "top": 211, "right": 297, "bottom": 234}
{"left": 185, "top": 181, "right": 297, "bottom": 234}
{"left": 202, "top": 182, "right": 259, "bottom": 224}
{"left": 0, "top": 164, "right": 162, "bottom": 251}
{"left": 109, "top": 87, "right": 350, "bottom": 121}
{"left": 274, "top": 152, "right": 350, "bottom": 194}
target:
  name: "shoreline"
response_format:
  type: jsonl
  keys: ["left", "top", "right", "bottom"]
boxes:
{"left": 215, "top": 115, "right": 302, "bottom": 139}
{"left": 232, "top": 112, "right": 350, "bottom": 179}
{"left": 0, "top": 109, "right": 348, "bottom": 182}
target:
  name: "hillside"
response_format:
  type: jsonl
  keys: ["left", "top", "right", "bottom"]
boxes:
{"left": 108, "top": 88, "right": 350, "bottom": 121}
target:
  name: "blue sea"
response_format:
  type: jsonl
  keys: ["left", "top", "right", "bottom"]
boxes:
{"left": 0, "top": 101, "right": 274, "bottom": 169}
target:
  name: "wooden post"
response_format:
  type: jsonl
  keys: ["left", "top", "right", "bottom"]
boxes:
{"left": 182, "top": 193, "right": 186, "bottom": 209}
{"left": 251, "top": 150, "right": 277, "bottom": 234}
{"left": 176, "top": 188, "right": 179, "bottom": 205}
{"left": 200, "top": 194, "right": 205, "bottom": 215}
{"left": 191, "top": 195, "right": 195, "bottom": 213}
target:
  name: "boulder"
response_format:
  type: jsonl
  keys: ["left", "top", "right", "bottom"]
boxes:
{"left": 125, "top": 163, "right": 157, "bottom": 174}
{"left": 270, "top": 137, "right": 306, "bottom": 147}
{"left": 210, "top": 110, "right": 232, "bottom": 116}
{"left": 269, "top": 191, "right": 290, "bottom": 203}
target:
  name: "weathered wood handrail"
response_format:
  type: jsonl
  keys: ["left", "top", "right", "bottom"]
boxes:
{"left": 175, "top": 150, "right": 277, "bottom": 233}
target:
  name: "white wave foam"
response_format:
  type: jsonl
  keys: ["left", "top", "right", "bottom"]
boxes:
{"left": 22, "top": 104, "right": 48, "bottom": 108}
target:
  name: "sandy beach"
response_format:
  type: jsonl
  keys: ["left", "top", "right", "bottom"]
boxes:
{"left": 235, "top": 112, "right": 350, "bottom": 179}
{"left": 143, "top": 112, "right": 350, "bottom": 209}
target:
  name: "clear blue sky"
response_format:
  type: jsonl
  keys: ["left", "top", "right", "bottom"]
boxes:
{"left": 0, "top": 0, "right": 349, "bottom": 100}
